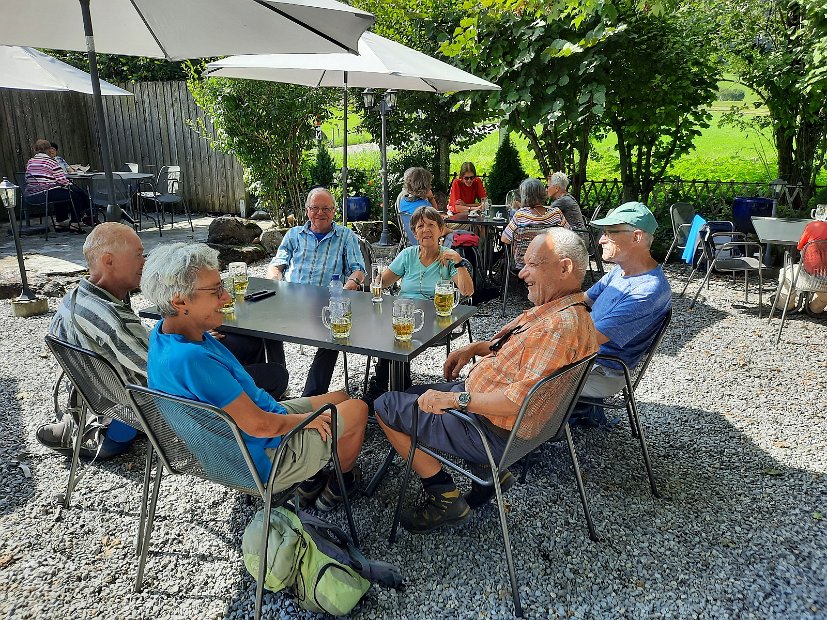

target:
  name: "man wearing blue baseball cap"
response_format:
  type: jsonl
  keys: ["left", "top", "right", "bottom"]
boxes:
{"left": 582, "top": 202, "right": 672, "bottom": 402}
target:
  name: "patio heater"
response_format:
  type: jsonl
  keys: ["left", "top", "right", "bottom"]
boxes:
{"left": 1, "top": 177, "right": 48, "bottom": 317}
{"left": 362, "top": 88, "right": 397, "bottom": 259}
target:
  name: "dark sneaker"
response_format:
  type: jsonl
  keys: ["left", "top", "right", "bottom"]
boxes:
{"left": 361, "top": 378, "right": 387, "bottom": 412}
{"left": 400, "top": 483, "right": 470, "bottom": 534}
{"left": 36, "top": 418, "right": 76, "bottom": 456}
{"left": 463, "top": 469, "right": 516, "bottom": 509}
{"left": 315, "top": 468, "right": 361, "bottom": 512}
{"left": 296, "top": 468, "right": 330, "bottom": 507}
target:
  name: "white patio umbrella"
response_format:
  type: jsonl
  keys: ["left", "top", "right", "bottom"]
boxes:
{"left": 203, "top": 31, "right": 500, "bottom": 229}
{"left": 0, "top": 46, "right": 131, "bottom": 95}
{"left": 0, "top": 0, "right": 374, "bottom": 221}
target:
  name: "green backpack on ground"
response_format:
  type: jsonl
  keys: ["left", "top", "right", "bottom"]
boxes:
{"left": 242, "top": 506, "right": 402, "bottom": 616}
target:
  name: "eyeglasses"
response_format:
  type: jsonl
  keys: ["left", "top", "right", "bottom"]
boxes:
{"left": 600, "top": 228, "right": 635, "bottom": 240}
{"left": 308, "top": 206, "right": 334, "bottom": 214}
{"left": 489, "top": 323, "right": 527, "bottom": 353}
{"left": 462, "top": 176, "right": 475, "bottom": 181}
{"left": 196, "top": 282, "right": 227, "bottom": 297}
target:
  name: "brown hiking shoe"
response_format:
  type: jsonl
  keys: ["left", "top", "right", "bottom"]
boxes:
{"left": 463, "top": 469, "right": 516, "bottom": 509}
{"left": 400, "top": 483, "right": 470, "bottom": 534}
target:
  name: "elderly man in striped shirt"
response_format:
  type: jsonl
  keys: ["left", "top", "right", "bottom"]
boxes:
{"left": 374, "top": 227, "right": 598, "bottom": 533}
{"left": 266, "top": 187, "right": 366, "bottom": 396}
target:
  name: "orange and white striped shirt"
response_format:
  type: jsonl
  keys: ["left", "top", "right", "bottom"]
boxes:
{"left": 466, "top": 292, "right": 597, "bottom": 431}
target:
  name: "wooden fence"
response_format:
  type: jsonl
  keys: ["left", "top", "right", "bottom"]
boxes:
{"left": 0, "top": 81, "right": 245, "bottom": 215}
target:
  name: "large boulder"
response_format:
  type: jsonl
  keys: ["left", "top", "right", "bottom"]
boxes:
{"left": 259, "top": 228, "right": 287, "bottom": 256}
{"left": 206, "top": 243, "right": 267, "bottom": 270}
{"left": 207, "top": 216, "right": 264, "bottom": 246}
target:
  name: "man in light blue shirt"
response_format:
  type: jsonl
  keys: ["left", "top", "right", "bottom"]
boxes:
{"left": 584, "top": 202, "right": 672, "bottom": 399}
{"left": 266, "top": 188, "right": 366, "bottom": 396}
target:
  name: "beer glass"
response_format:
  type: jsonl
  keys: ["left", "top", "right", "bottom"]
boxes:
{"left": 811, "top": 204, "right": 827, "bottom": 220}
{"left": 392, "top": 298, "right": 424, "bottom": 341}
{"left": 434, "top": 279, "right": 460, "bottom": 317}
{"left": 371, "top": 262, "right": 385, "bottom": 302}
{"left": 221, "top": 276, "right": 236, "bottom": 313}
{"left": 322, "top": 298, "right": 352, "bottom": 339}
{"left": 228, "top": 262, "right": 248, "bottom": 295}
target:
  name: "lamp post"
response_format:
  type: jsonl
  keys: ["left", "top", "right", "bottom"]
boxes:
{"left": 770, "top": 178, "right": 786, "bottom": 217}
{"left": 1, "top": 178, "right": 48, "bottom": 316}
{"left": 362, "top": 88, "right": 397, "bottom": 248}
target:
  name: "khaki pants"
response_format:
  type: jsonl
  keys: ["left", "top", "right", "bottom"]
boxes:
{"left": 264, "top": 397, "right": 344, "bottom": 493}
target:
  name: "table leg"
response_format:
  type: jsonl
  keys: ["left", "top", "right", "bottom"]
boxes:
{"left": 364, "top": 358, "right": 405, "bottom": 496}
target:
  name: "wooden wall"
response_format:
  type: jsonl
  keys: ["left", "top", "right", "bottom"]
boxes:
{"left": 0, "top": 81, "right": 245, "bottom": 214}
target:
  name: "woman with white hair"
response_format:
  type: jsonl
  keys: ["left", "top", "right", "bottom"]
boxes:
{"left": 501, "top": 177, "right": 569, "bottom": 245}
{"left": 141, "top": 242, "right": 368, "bottom": 512}
{"left": 546, "top": 171, "right": 585, "bottom": 229}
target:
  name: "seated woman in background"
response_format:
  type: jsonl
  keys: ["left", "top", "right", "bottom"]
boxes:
{"left": 501, "top": 177, "right": 569, "bottom": 245}
{"left": 773, "top": 218, "right": 827, "bottom": 314}
{"left": 48, "top": 142, "right": 70, "bottom": 173}
{"left": 363, "top": 206, "right": 474, "bottom": 407}
{"left": 546, "top": 171, "right": 585, "bottom": 229}
{"left": 448, "top": 161, "right": 487, "bottom": 216}
{"left": 24, "top": 138, "right": 88, "bottom": 231}
{"left": 141, "top": 242, "right": 368, "bottom": 513}
{"left": 396, "top": 167, "right": 440, "bottom": 244}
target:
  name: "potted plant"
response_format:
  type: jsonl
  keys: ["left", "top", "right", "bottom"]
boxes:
{"left": 345, "top": 168, "right": 380, "bottom": 221}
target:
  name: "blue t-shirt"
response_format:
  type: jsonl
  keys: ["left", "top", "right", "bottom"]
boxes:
{"left": 147, "top": 321, "right": 287, "bottom": 481}
{"left": 586, "top": 265, "right": 672, "bottom": 370}
{"left": 398, "top": 195, "right": 429, "bottom": 214}
{"left": 388, "top": 246, "right": 458, "bottom": 300}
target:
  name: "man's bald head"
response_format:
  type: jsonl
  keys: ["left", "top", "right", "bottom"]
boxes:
{"left": 83, "top": 223, "right": 145, "bottom": 300}
{"left": 83, "top": 223, "right": 139, "bottom": 272}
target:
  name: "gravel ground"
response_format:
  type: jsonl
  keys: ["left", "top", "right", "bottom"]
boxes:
{"left": 1, "top": 261, "right": 825, "bottom": 620}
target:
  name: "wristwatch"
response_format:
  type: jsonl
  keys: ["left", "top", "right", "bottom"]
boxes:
{"left": 456, "top": 392, "right": 471, "bottom": 412}
{"left": 456, "top": 258, "right": 472, "bottom": 272}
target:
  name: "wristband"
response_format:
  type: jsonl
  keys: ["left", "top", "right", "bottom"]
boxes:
{"left": 347, "top": 276, "right": 362, "bottom": 285}
{"left": 456, "top": 258, "right": 472, "bottom": 271}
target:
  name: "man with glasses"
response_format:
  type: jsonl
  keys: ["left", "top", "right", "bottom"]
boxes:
{"left": 266, "top": 187, "right": 366, "bottom": 396}
{"left": 582, "top": 202, "right": 672, "bottom": 402}
{"left": 373, "top": 227, "right": 598, "bottom": 532}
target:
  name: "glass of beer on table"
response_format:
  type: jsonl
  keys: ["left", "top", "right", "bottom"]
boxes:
{"left": 434, "top": 279, "right": 460, "bottom": 317}
{"left": 228, "top": 262, "right": 248, "bottom": 295}
{"left": 322, "top": 298, "right": 352, "bottom": 339}
{"left": 371, "top": 262, "right": 385, "bottom": 302}
{"left": 221, "top": 276, "right": 236, "bottom": 313}
{"left": 392, "top": 298, "right": 424, "bottom": 342}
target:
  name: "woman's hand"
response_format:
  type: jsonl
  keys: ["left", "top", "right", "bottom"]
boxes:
{"left": 303, "top": 411, "right": 332, "bottom": 442}
{"left": 439, "top": 247, "right": 463, "bottom": 267}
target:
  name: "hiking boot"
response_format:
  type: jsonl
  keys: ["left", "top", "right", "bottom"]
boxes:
{"left": 463, "top": 469, "right": 516, "bottom": 509}
{"left": 315, "top": 468, "right": 361, "bottom": 512}
{"left": 361, "top": 378, "right": 387, "bottom": 413}
{"left": 36, "top": 418, "right": 77, "bottom": 456}
{"left": 296, "top": 468, "right": 330, "bottom": 507}
{"left": 400, "top": 483, "right": 470, "bottom": 534}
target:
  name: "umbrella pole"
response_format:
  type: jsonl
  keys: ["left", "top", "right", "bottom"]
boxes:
{"left": 79, "top": 0, "right": 128, "bottom": 224}
{"left": 341, "top": 73, "right": 348, "bottom": 226}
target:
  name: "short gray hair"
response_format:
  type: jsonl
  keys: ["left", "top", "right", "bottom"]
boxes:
{"left": 548, "top": 171, "right": 569, "bottom": 191}
{"left": 140, "top": 242, "right": 219, "bottom": 317}
{"left": 305, "top": 187, "right": 335, "bottom": 210}
{"left": 83, "top": 222, "right": 138, "bottom": 269}
{"left": 543, "top": 227, "right": 588, "bottom": 284}
{"left": 403, "top": 167, "right": 432, "bottom": 199}
{"left": 519, "top": 177, "right": 546, "bottom": 208}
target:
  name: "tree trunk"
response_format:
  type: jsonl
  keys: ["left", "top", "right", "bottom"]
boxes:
{"left": 436, "top": 135, "right": 451, "bottom": 192}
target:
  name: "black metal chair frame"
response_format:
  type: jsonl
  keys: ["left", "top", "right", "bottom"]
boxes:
{"left": 16, "top": 171, "right": 82, "bottom": 239}
{"left": 662, "top": 202, "right": 697, "bottom": 270}
{"left": 44, "top": 335, "right": 152, "bottom": 555}
{"left": 576, "top": 308, "right": 673, "bottom": 498}
{"left": 138, "top": 165, "right": 193, "bottom": 233}
{"left": 125, "top": 385, "right": 358, "bottom": 620}
{"left": 387, "top": 354, "right": 598, "bottom": 618}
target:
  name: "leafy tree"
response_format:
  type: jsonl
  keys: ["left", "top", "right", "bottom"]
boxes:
{"left": 701, "top": 0, "right": 827, "bottom": 210}
{"left": 187, "top": 68, "right": 337, "bottom": 224}
{"left": 486, "top": 135, "right": 527, "bottom": 202}
{"left": 41, "top": 50, "right": 187, "bottom": 82}
{"left": 597, "top": 11, "right": 720, "bottom": 203}
{"left": 349, "top": 0, "right": 496, "bottom": 190}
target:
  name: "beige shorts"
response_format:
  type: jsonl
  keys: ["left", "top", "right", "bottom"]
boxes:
{"left": 264, "top": 397, "right": 343, "bottom": 492}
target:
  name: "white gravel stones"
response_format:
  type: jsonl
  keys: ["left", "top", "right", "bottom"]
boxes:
{"left": 0, "top": 262, "right": 824, "bottom": 619}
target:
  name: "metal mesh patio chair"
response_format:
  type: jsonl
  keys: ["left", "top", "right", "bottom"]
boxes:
{"left": 663, "top": 202, "right": 697, "bottom": 268}
{"left": 500, "top": 224, "right": 552, "bottom": 317}
{"left": 138, "top": 165, "right": 193, "bottom": 232}
{"left": 687, "top": 224, "right": 767, "bottom": 316}
{"left": 772, "top": 239, "right": 827, "bottom": 344}
{"left": 678, "top": 220, "right": 734, "bottom": 296}
{"left": 16, "top": 171, "right": 64, "bottom": 238}
{"left": 388, "top": 354, "right": 598, "bottom": 618}
{"left": 126, "top": 386, "right": 358, "bottom": 620}
{"left": 575, "top": 308, "right": 673, "bottom": 498}
{"left": 90, "top": 172, "right": 133, "bottom": 224}
{"left": 43, "top": 335, "right": 151, "bottom": 555}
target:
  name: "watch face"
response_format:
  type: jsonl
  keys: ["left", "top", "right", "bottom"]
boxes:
{"left": 458, "top": 392, "right": 471, "bottom": 408}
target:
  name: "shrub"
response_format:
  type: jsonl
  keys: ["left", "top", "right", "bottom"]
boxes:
{"left": 718, "top": 87, "right": 745, "bottom": 101}
{"left": 486, "top": 135, "right": 527, "bottom": 204}
{"left": 310, "top": 144, "right": 337, "bottom": 188}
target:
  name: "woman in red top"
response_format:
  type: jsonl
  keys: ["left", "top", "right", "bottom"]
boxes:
{"left": 448, "top": 162, "right": 487, "bottom": 216}
{"left": 775, "top": 219, "right": 827, "bottom": 313}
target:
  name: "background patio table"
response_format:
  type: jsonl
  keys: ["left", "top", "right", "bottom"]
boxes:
{"left": 446, "top": 213, "right": 508, "bottom": 287}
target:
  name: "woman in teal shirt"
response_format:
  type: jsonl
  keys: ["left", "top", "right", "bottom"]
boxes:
{"left": 364, "top": 206, "right": 474, "bottom": 405}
